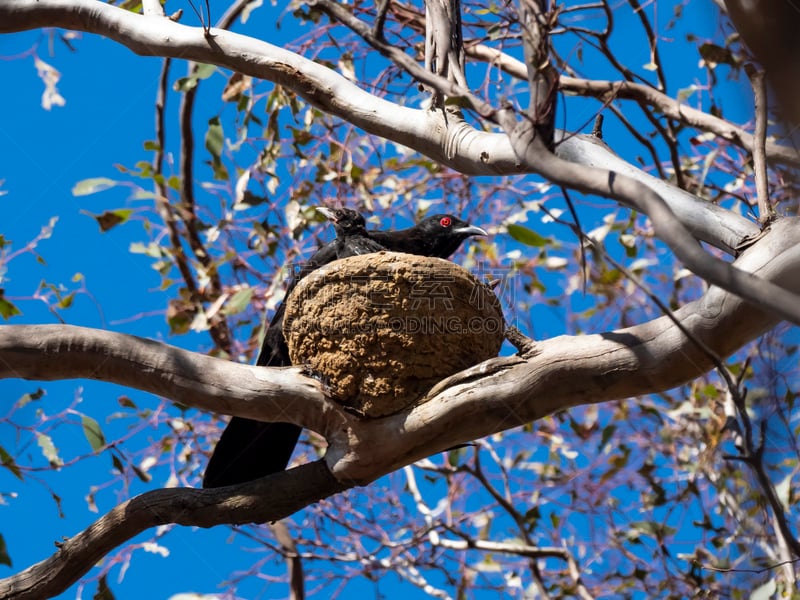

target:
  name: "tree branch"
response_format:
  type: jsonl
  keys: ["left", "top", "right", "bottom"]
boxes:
{"left": 309, "top": 0, "right": 800, "bottom": 323}
{"left": 495, "top": 51, "right": 800, "bottom": 166}
{"left": 0, "top": 461, "right": 346, "bottom": 600}
{"left": 394, "top": 5, "right": 800, "bottom": 169}
{"left": 745, "top": 64, "right": 773, "bottom": 222}
{"left": 0, "top": 324, "right": 330, "bottom": 428}
{"left": 4, "top": 220, "right": 799, "bottom": 483}
{"left": 501, "top": 120, "right": 800, "bottom": 326}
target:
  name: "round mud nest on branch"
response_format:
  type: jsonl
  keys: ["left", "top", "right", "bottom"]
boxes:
{"left": 283, "top": 252, "right": 505, "bottom": 417}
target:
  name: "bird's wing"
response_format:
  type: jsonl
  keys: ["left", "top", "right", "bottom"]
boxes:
{"left": 337, "top": 235, "right": 387, "bottom": 258}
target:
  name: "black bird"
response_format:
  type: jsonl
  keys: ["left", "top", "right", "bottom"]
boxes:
{"left": 202, "top": 210, "right": 487, "bottom": 488}
{"left": 203, "top": 207, "right": 386, "bottom": 488}
{"left": 370, "top": 214, "right": 488, "bottom": 259}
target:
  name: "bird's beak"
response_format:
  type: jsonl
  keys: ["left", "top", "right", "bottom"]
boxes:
{"left": 454, "top": 224, "right": 488, "bottom": 238}
{"left": 316, "top": 206, "right": 337, "bottom": 222}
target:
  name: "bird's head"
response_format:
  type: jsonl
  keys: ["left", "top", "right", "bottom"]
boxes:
{"left": 316, "top": 206, "right": 368, "bottom": 236}
{"left": 415, "top": 214, "right": 488, "bottom": 258}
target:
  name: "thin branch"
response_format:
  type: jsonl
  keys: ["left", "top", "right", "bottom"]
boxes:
{"left": 151, "top": 57, "right": 205, "bottom": 305}
{"left": 270, "top": 521, "right": 306, "bottom": 600}
{"left": 725, "top": 391, "right": 800, "bottom": 558}
{"left": 699, "top": 556, "right": 800, "bottom": 574}
{"left": 0, "top": 461, "right": 346, "bottom": 600}
{"left": 464, "top": 42, "right": 800, "bottom": 169}
{"left": 173, "top": 0, "right": 251, "bottom": 354}
{"left": 745, "top": 64, "right": 773, "bottom": 222}
{"left": 373, "top": 0, "right": 391, "bottom": 40}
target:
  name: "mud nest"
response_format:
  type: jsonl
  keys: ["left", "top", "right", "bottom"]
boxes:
{"left": 283, "top": 252, "right": 505, "bottom": 417}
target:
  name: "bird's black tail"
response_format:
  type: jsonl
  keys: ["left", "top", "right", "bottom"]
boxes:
{"left": 202, "top": 315, "right": 302, "bottom": 488}
{"left": 202, "top": 418, "right": 301, "bottom": 488}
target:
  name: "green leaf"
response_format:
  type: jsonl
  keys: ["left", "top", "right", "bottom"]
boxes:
{"left": 129, "top": 241, "right": 164, "bottom": 258}
{"left": 676, "top": 84, "right": 697, "bottom": 103}
{"left": 507, "top": 224, "right": 548, "bottom": 248}
{"left": 93, "top": 574, "right": 116, "bottom": 600}
{"left": 16, "top": 388, "right": 44, "bottom": 408}
{"left": 58, "top": 291, "right": 75, "bottom": 309}
{"left": 0, "top": 294, "right": 21, "bottom": 320}
{"left": 82, "top": 208, "right": 134, "bottom": 232}
{"left": 82, "top": 415, "right": 106, "bottom": 452}
{"left": 173, "top": 64, "right": 217, "bottom": 93}
{"left": 205, "top": 116, "right": 224, "bottom": 160}
{"left": 37, "top": 434, "right": 63, "bottom": 468}
{"left": 698, "top": 43, "right": 736, "bottom": 67}
{"left": 194, "top": 63, "right": 216, "bottom": 80}
{"left": 599, "top": 424, "right": 616, "bottom": 452}
{"left": 446, "top": 446, "right": 466, "bottom": 467}
{"left": 173, "top": 77, "right": 197, "bottom": 92}
{"left": 223, "top": 287, "right": 253, "bottom": 316}
{"left": 111, "top": 453, "right": 125, "bottom": 474}
{"left": 118, "top": 395, "right": 137, "bottom": 409}
{"left": 131, "top": 463, "right": 152, "bottom": 483}
{"left": 0, "top": 445, "right": 22, "bottom": 480}
{"left": 72, "top": 177, "right": 117, "bottom": 196}
{"left": 0, "top": 533, "right": 11, "bottom": 567}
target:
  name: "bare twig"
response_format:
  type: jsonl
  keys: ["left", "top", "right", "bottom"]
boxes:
{"left": 464, "top": 42, "right": 800, "bottom": 169}
{"left": 745, "top": 64, "right": 773, "bottom": 223}
{"left": 150, "top": 58, "right": 205, "bottom": 308}
{"left": 518, "top": 0, "right": 558, "bottom": 149}
{"left": 724, "top": 392, "right": 800, "bottom": 558}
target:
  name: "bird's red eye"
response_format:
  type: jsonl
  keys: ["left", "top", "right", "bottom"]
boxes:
{"left": 439, "top": 217, "right": 452, "bottom": 228}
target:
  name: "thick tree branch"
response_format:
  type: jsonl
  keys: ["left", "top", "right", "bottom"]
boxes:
{"left": 0, "top": 461, "right": 346, "bottom": 600}
{"left": 3, "top": 220, "right": 799, "bottom": 483}
{"left": 502, "top": 120, "right": 800, "bottom": 325}
{"left": 518, "top": 0, "right": 558, "bottom": 147}
{"left": 554, "top": 133, "right": 759, "bottom": 255}
{"left": 0, "top": 325, "right": 330, "bottom": 429}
